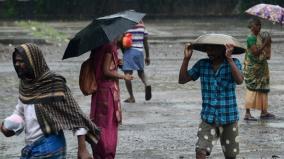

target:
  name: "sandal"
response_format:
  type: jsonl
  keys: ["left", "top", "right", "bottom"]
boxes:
{"left": 244, "top": 114, "right": 257, "bottom": 121}
{"left": 124, "top": 98, "right": 135, "bottom": 103}
{"left": 260, "top": 113, "right": 276, "bottom": 120}
{"left": 145, "top": 85, "right": 152, "bottom": 101}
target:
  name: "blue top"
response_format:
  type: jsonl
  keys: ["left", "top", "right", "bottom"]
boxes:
{"left": 187, "top": 58, "right": 242, "bottom": 125}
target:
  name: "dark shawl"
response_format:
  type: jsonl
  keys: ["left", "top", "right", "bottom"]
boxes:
{"left": 14, "top": 43, "right": 100, "bottom": 144}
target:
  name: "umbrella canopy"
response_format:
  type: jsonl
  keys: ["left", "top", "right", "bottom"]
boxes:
{"left": 245, "top": 3, "right": 284, "bottom": 24}
{"left": 62, "top": 10, "right": 145, "bottom": 59}
{"left": 192, "top": 34, "right": 246, "bottom": 54}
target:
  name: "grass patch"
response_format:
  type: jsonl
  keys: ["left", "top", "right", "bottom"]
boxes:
{"left": 16, "top": 20, "right": 68, "bottom": 43}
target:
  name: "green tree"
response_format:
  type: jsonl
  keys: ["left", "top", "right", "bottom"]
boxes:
{"left": 3, "top": 0, "right": 17, "bottom": 18}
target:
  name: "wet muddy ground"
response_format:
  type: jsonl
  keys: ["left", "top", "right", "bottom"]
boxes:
{"left": 0, "top": 18, "right": 284, "bottom": 159}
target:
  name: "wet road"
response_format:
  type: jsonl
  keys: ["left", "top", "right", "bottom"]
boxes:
{"left": 0, "top": 18, "right": 284, "bottom": 159}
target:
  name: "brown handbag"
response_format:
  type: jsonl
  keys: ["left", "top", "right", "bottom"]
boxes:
{"left": 79, "top": 58, "right": 97, "bottom": 96}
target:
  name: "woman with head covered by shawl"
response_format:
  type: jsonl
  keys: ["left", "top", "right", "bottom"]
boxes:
{"left": 0, "top": 43, "right": 100, "bottom": 159}
{"left": 86, "top": 40, "right": 133, "bottom": 159}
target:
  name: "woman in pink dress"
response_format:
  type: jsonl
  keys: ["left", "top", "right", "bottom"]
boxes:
{"left": 90, "top": 41, "right": 133, "bottom": 159}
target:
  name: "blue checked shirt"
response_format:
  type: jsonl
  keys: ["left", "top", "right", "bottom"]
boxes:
{"left": 187, "top": 58, "right": 242, "bottom": 125}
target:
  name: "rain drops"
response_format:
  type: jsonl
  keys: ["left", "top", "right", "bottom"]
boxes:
{"left": 225, "top": 139, "right": 230, "bottom": 144}
{"left": 204, "top": 135, "right": 209, "bottom": 140}
{"left": 210, "top": 129, "right": 216, "bottom": 135}
{"left": 219, "top": 127, "right": 224, "bottom": 134}
{"left": 235, "top": 136, "right": 240, "bottom": 143}
{"left": 206, "top": 147, "right": 211, "bottom": 152}
{"left": 222, "top": 145, "right": 226, "bottom": 152}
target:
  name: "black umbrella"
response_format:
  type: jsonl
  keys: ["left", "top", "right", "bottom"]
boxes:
{"left": 62, "top": 10, "right": 145, "bottom": 59}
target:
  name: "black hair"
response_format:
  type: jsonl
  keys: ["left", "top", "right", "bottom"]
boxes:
{"left": 248, "top": 18, "right": 261, "bottom": 29}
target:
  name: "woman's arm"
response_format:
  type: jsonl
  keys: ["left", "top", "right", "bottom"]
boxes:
{"left": 250, "top": 38, "right": 271, "bottom": 56}
{"left": 103, "top": 53, "right": 133, "bottom": 80}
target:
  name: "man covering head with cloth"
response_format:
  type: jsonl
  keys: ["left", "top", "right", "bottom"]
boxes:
{"left": 0, "top": 43, "right": 100, "bottom": 159}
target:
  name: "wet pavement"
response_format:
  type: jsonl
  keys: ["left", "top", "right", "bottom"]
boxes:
{"left": 0, "top": 18, "right": 284, "bottom": 159}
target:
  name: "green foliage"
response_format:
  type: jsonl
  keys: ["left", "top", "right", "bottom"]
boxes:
{"left": 16, "top": 21, "right": 68, "bottom": 42}
{"left": 34, "top": 0, "right": 46, "bottom": 15}
{"left": 3, "top": 0, "right": 17, "bottom": 18}
{"left": 2, "top": 0, "right": 284, "bottom": 19}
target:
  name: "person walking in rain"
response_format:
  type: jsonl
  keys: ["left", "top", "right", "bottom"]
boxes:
{"left": 178, "top": 34, "right": 244, "bottom": 159}
{"left": 121, "top": 21, "right": 151, "bottom": 103}
{"left": 84, "top": 41, "right": 133, "bottom": 159}
{"left": 0, "top": 43, "right": 100, "bottom": 159}
{"left": 243, "top": 18, "right": 275, "bottom": 121}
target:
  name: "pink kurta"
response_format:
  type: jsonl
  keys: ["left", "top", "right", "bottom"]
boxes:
{"left": 90, "top": 42, "right": 122, "bottom": 159}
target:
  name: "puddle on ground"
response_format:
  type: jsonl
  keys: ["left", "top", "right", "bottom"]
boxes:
{"left": 265, "top": 122, "right": 284, "bottom": 128}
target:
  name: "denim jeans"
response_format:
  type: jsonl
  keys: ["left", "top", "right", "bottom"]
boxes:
{"left": 20, "top": 132, "right": 66, "bottom": 159}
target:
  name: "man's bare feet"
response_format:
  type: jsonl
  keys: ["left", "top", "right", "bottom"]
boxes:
{"left": 124, "top": 97, "right": 135, "bottom": 103}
